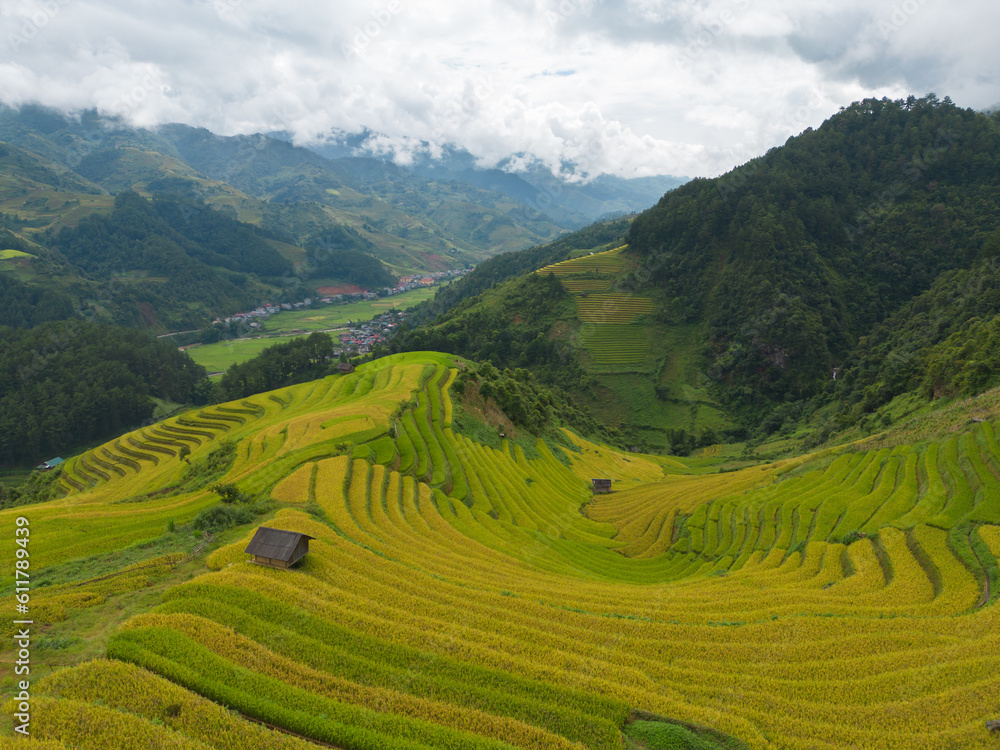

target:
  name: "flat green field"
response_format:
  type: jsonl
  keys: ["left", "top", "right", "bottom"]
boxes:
{"left": 186, "top": 338, "right": 290, "bottom": 373}
{"left": 186, "top": 287, "right": 439, "bottom": 372}
{"left": 265, "top": 286, "right": 438, "bottom": 333}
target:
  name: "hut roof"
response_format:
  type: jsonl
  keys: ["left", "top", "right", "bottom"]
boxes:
{"left": 244, "top": 527, "right": 315, "bottom": 562}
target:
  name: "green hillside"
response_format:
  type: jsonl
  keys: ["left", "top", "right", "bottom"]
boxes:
{"left": 389, "top": 96, "right": 1000, "bottom": 455}
{"left": 627, "top": 96, "right": 1000, "bottom": 415}
{"left": 389, "top": 243, "right": 730, "bottom": 452}
{"left": 1, "top": 351, "right": 997, "bottom": 749}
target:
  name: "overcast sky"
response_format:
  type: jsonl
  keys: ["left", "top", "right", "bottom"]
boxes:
{"left": 2, "top": 0, "right": 998, "bottom": 180}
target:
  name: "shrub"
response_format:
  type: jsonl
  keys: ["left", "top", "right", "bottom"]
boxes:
{"left": 192, "top": 504, "right": 257, "bottom": 534}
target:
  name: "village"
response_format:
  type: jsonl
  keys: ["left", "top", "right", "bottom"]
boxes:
{"left": 183, "top": 268, "right": 468, "bottom": 362}
{"left": 336, "top": 310, "right": 402, "bottom": 355}
{"left": 210, "top": 268, "right": 469, "bottom": 330}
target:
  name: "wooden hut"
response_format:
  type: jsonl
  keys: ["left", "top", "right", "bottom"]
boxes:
{"left": 335, "top": 362, "right": 356, "bottom": 374}
{"left": 244, "top": 527, "right": 315, "bottom": 569}
{"left": 591, "top": 478, "right": 612, "bottom": 494}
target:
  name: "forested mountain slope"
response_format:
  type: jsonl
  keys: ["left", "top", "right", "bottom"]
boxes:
{"left": 627, "top": 95, "right": 1000, "bottom": 413}
{"left": 391, "top": 97, "right": 1000, "bottom": 448}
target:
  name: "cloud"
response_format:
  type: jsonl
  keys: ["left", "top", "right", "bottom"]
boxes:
{"left": 0, "top": 0, "right": 997, "bottom": 178}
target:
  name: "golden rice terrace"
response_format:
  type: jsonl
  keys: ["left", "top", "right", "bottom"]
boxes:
{"left": 1, "top": 351, "right": 999, "bottom": 750}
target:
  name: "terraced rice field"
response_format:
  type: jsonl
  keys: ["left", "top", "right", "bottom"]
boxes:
{"left": 537, "top": 248, "right": 654, "bottom": 368}
{"left": 576, "top": 294, "right": 655, "bottom": 324}
{"left": 579, "top": 324, "right": 650, "bottom": 365}
{"left": 3, "top": 352, "right": 1000, "bottom": 750}
{"left": 537, "top": 246, "right": 631, "bottom": 276}
{"left": 559, "top": 277, "right": 613, "bottom": 293}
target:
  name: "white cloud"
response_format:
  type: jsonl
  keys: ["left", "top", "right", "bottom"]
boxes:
{"left": 0, "top": 0, "right": 997, "bottom": 178}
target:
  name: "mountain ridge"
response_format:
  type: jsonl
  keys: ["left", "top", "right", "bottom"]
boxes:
{"left": 385, "top": 95, "right": 1000, "bottom": 454}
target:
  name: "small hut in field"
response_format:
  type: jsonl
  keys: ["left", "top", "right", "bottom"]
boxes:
{"left": 244, "top": 527, "right": 315, "bottom": 569}
{"left": 591, "top": 478, "right": 612, "bottom": 494}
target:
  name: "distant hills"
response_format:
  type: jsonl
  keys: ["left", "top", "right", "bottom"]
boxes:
{"left": 290, "top": 130, "right": 688, "bottom": 226}
{"left": 0, "top": 103, "right": 684, "bottom": 332}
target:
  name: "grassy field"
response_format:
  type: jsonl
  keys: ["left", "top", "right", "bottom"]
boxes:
{"left": 185, "top": 287, "right": 440, "bottom": 372}
{"left": 0, "top": 249, "right": 34, "bottom": 260}
{"left": 1, "top": 354, "right": 999, "bottom": 749}
{"left": 185, "top": 337, "right": 294, "bottom": 373}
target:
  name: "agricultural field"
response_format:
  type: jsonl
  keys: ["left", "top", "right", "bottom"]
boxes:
{"left": 0, "top": 249, "right": 34, "bottom": 260}
{"left": 185, "top": 337, "right": 294, "bottom": 374}
{"left": 537, "top": 246, "right": 631, "bottom": 276}
{"left": 2, "top": 352, "right": 1000, "bottom": 750}
{"left": 579, "top": 324, "right": 652, "bottom": 366}
{"left": 185, "top": 286, "right": 439, "bottom": 372}
{"left": 263, "top": 286, "right": 438, "bottom": 333}
{"left": 538, "top": 245, "right": 727, "bottom": 444}
{"left": 576, "top": 294, "right": 655, "bottom": 324}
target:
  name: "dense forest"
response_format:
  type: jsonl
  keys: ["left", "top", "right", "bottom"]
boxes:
{"left": 835, "top": 255, "right": 1000, "bottom": 413}
{"left": 0, "top": 321, "right": 208, "bottom": 465}
{"left": 0, "top": 271, "right": 75, "bottom": 328}
{"left": 626, "top": 95, "right": 1000, "bottom": 419}
{"left": 49, "top": 191, "right": 284, "bottom": 328}
{"left": 385, "top": 272, "right": 587, "bottom": 390}
{"left": 218, "top": 333, "right": 336, "bottom": 400}
{"left": 303, "top": 227, "right": 396, "bottom": 288}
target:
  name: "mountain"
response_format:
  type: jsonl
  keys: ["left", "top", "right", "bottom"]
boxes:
{"left": 626, "top": 95, "right": 1000, "bottom": 410}
{"left": 388, "top": 95, "right": 1000, "bottom": 452}
{"left": 292, "top": 132, "right": 688, "bottom": 226}
{"left": 0, "top": 105, "right": 683, "bottom": 277}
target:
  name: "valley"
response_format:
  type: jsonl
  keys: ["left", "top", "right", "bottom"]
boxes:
{"left": 0, "top": 352, "right": 997, "bottom": 749}
{"left": 2, "top": 94, "right": 1000, "bottom": 750}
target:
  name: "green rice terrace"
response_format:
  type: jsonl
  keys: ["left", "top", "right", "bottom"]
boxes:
{"left": 532, "top": 246, "right": 726, "bottom": 446}
{"left": 537, "top": 247, "right": 657, "bottom": 370}
{"left": 1, "top": 351, "right": 999, "bottom": 749}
